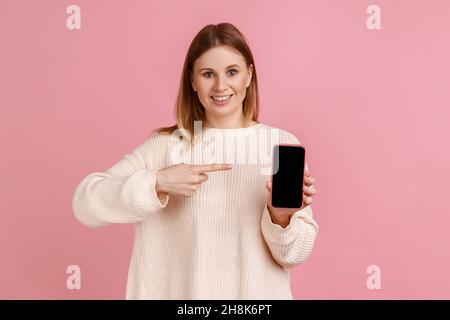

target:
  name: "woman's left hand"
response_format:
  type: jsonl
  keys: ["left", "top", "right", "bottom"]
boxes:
{"left": 265, "top": 170, "right": 316, "bottom": 228}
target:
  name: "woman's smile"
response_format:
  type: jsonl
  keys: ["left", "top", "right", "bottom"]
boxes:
{"left": 210, "top": 94, "right": 233, "bottom": 106}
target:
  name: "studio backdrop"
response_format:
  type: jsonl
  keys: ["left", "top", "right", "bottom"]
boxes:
{"left": 1, "top": 0, "right": 449, "bottom": 299}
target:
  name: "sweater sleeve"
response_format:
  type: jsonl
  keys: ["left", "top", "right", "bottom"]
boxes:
{"left": 261, "top": 204, "right": 319, "bottom": 269}
{"left": 260, "top": 130, "right": 319, "bottom": 269}
{"left": 71, "top": 136, "right": 169, "bottom": 229}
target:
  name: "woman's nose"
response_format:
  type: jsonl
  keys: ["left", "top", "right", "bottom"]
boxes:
{"left": 213, "top": 74, "right": 229, "bottom": 91}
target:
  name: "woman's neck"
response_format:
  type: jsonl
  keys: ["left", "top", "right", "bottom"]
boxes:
{"left": 204, "top": 119, "right": 257, "bottom": 129}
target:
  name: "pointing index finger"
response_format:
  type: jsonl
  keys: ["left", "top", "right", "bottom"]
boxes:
{"left": 193, "top": 163, "right": 233, "bottom": 173}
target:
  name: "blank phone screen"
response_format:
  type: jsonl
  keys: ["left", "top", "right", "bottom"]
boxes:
{"left": 271, "top": 145, "right": 305, "bottom": 208}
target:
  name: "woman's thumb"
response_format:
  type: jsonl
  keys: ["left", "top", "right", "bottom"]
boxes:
{"left": 266, "top": 180, "right": 272, "bottom": 191}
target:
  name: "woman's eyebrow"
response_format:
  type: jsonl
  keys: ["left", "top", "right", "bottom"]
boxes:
{"left": 199, "top": 64, "right": 241, "bottom": 72}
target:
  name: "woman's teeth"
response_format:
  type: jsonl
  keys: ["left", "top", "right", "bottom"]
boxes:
{"left": 212, "top": 95, "right": 232, "bottom": 101}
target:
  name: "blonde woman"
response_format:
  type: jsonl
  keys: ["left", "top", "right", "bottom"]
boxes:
{"left": 72, "top": 23, "right": 318, "bottom": 300}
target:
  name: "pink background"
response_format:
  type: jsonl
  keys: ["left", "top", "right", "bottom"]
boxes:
{"left": 1, "top": 0, "right": 449, "bottom": 299}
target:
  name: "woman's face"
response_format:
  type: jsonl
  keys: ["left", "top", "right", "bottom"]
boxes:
{"left": 190, "top": 45, "right": 253, "bottom": 125}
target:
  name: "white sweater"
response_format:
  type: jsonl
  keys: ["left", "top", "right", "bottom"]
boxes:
{"left": 72, "top": 123, "right": 319, "bottom": 299}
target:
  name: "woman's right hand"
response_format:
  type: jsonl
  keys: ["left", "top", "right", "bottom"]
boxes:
{"left": 155, "top": 163, "right": 233, "bottom": 198}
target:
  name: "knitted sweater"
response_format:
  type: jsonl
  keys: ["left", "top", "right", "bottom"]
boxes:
{"left": 72, "top": 123, "right": 319, "bottom": 299}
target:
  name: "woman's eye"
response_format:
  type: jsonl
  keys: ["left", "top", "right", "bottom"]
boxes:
{"left": 203, "top": 69, "right": 238, "bottom": 78}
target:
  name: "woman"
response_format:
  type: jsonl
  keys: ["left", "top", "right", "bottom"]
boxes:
{"left": 72, "top": 22, "right": 318, "bottom": 300}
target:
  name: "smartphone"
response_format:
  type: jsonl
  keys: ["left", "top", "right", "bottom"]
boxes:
{"left": 271, "top": 144, "right": 305, "bottom": 208}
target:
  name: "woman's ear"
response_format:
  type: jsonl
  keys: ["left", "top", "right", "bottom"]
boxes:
{"left": 190, "top": 72, "right": 197, "bottom": 92}
{"left": 246, "top": 64, "right": 253, "bottom": 88}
